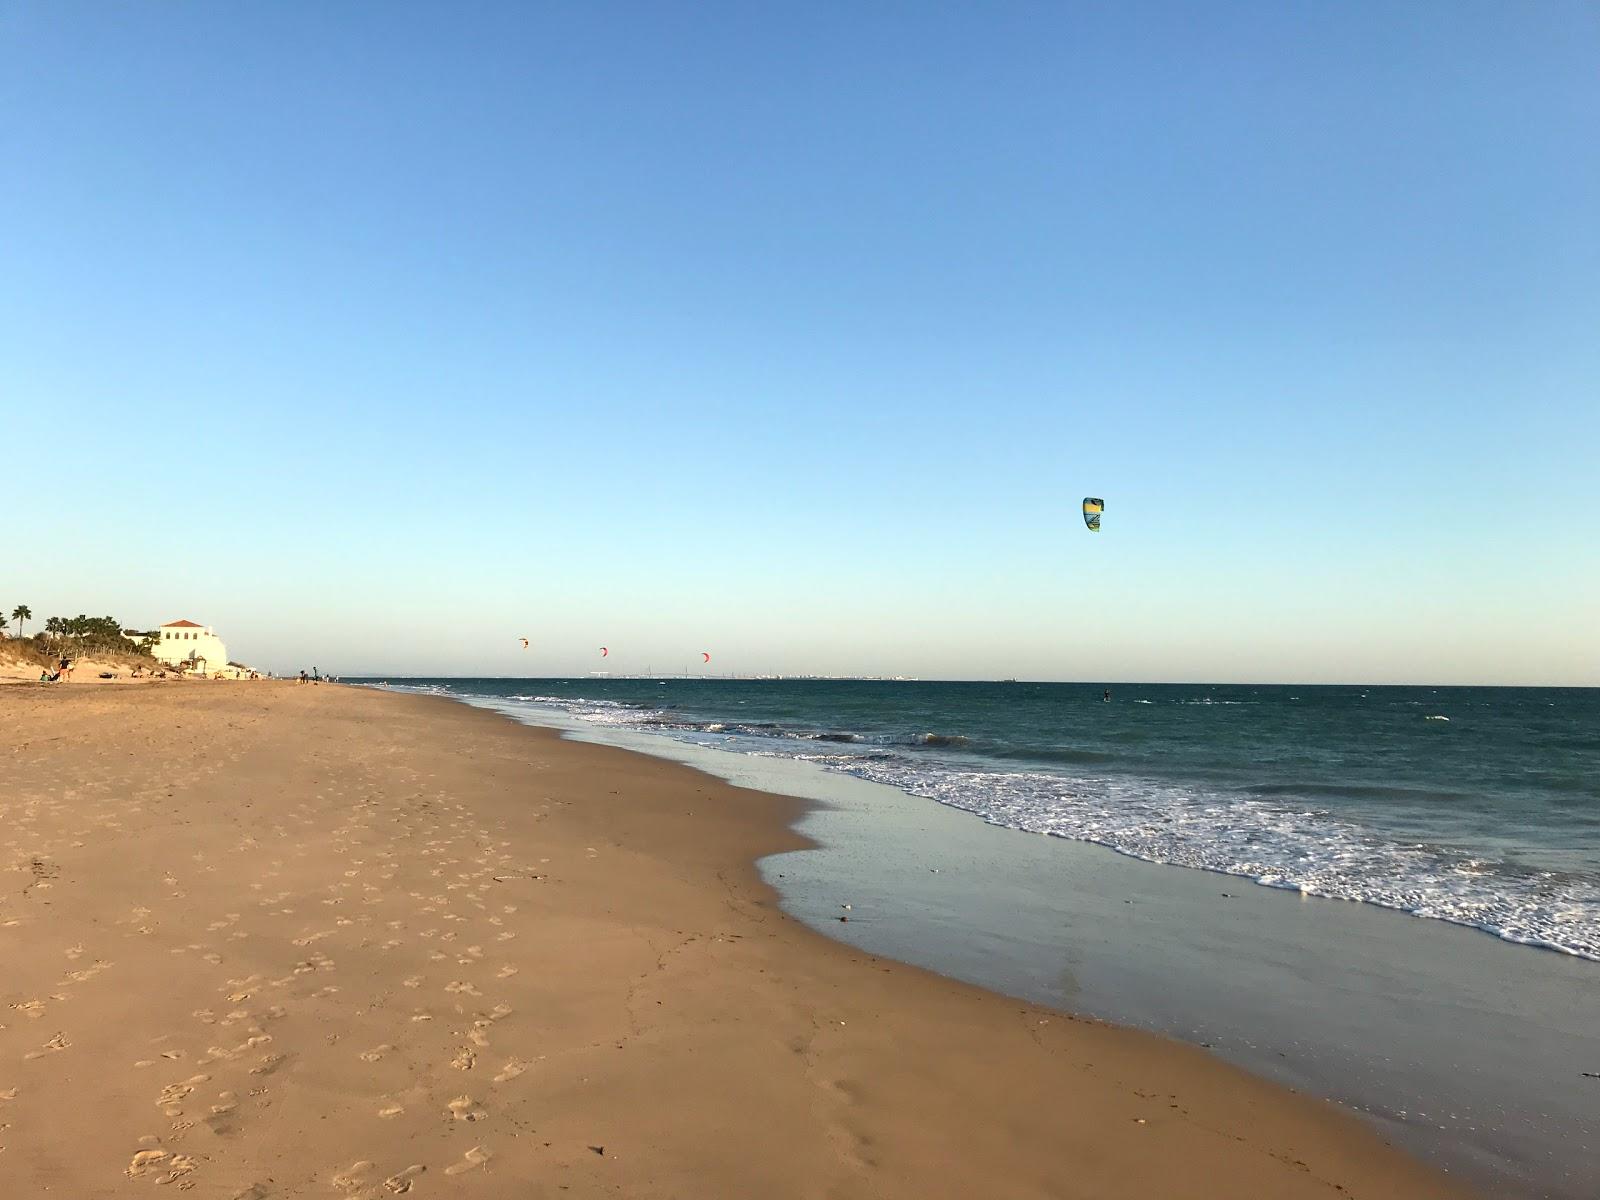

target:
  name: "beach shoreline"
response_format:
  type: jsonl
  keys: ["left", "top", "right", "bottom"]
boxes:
{"left": 0, "top": 683, "right": 1469, "bottom": 1197}
{"left": 476, "top": 684, "right": 1596, "bottom": 1199}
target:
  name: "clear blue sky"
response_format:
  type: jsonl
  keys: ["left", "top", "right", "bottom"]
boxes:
{"left": 3, "top": 1, "right": 1596, "bottom": 683}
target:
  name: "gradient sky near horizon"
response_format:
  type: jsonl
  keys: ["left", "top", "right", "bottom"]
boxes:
{"left": 3, "top": 1, "right": 1596, "bottom": 683}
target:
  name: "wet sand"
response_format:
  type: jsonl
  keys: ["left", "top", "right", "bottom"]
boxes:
{"left": 0, "top": 683, "right": 1469, "bottom": 1198}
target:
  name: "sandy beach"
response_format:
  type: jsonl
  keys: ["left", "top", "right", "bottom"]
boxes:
{"left": 0, "top": 683, "right": 1469, "bottom": 1198}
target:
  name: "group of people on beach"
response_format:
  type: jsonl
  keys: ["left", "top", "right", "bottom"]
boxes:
{"left": 297, "top": 668, "right": 328, "bottom": 685}
{"left": 38, "top": 658, "right": 176, "bottom": 682}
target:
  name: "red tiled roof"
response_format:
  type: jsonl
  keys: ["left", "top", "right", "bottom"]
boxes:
{"left": 162, "top": 619, "right": 204, "bottom": 628}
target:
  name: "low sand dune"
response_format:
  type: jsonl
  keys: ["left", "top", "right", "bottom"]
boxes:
{"left": 0, "top": 684, "right": 1469, "bottom": 1198}
{"left": 0, "top": 649, "right": 166, "bottom": 685}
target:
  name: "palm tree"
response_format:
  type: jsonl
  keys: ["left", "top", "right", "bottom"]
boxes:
{"left": 0, "top": 613, "right": 8, "bottom": 637}
{"left": 11, "top": 605, "right": 30, "bottom": 639}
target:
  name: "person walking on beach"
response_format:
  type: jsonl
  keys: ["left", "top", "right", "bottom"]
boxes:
{"left": 299, "top": 670, "right": 308, "bottom": 685}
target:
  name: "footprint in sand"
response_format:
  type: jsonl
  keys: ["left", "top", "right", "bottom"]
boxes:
{"left": 444, "top": 1145, "right": 493, "bottom": 1176}
{"left": 249, "top": 1053, "right": 286, "bottom": 1077}
{"left": 450, "top": 1047, "right": 476, "bottom": 1071}
{"left": 377, "top": 1103, "right": 405, "bottom": 1119}
{"left": 444, "top": 981, "right": 481, "bottom": 997}
{"left": 447, "top": 1095, "right": 486, "bottom": 1122}
{"left": 156, "top": 1074, "right": 210, "bottom": 1115}
{"left": 64, "top": 962, "right": 113, "bottom": 985}
{"left": 359, "top": 1044, "right": 395, "bottom": 1063}
{"left": 495, "top": 965, "right": 518, "bottom": 979}
{"left": 24, "top": 1032, "right": 70, "bottom": 1060}
{"left": 492, "top": 1059, "right": 530, "bottom": 1083}
{"left": 383, "top": 1164, "right": 426, "bottom": 1193}
{"left": 331, "top": 1160, "right": 376, "bottom": 1191}
{"left": 201, "top": 1031, "right": 273, "bottom": 1066}
{"left": 205, "top": 1090, "right": 239, "bottom": 1132}
{"left": 126, "top": 1143, "right": 198, "bottom": 1185}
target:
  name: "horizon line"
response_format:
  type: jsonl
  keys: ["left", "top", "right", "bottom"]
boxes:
{"left": 332, "top": 675, "right": 1597, "bottom": 690}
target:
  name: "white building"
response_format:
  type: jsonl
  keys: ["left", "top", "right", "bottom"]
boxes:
{"left": 152, "top": 619, "right": 231, "bottom": 674}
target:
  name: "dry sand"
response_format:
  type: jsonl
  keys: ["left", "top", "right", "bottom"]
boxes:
{"left": 0, "top": 683, "right": 1471, "bottom": 1198}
